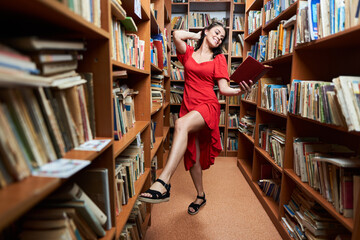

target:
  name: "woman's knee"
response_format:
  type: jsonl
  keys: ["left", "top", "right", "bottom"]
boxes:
{"left": 174, "top": 117, "right": 187, "bottom": 133}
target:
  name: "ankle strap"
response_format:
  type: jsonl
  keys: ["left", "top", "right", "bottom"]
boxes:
{"left": 197, "top": 193, "right": 205, "bottom": 200}
{"left": 156, "top": 179, "right": 170, "bottom": 191}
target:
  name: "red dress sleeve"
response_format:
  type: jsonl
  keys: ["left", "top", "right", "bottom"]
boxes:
{"left": 213, "top": 54, "right": 230, "bottom": 82}
{"left": 176, "top": 44, "right": 193, "bottom": 65}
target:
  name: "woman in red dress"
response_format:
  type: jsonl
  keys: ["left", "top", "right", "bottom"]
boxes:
{"left": 139, "top": 22, "right": 251, "bottom": 215}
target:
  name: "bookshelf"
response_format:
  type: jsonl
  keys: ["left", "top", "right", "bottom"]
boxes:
{"left": 238, "top": 0, "right": 360, "bottom": 239}
{"left": 0, "top": 0, "right": 171, "bottom": 239}
{"left": 170, "top": 0, "right": 246, "bottom": 156}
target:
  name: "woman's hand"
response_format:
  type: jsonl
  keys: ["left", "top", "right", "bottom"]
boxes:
{"left": 193, "top": 31, "right": 202, "bottom": 40}
{"left": 235, "top": 80, "right": 253, "bottom": 95}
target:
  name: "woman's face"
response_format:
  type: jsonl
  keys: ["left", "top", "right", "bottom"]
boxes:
{"left": 205, "top": 26, "right": 226, "bottom": 49}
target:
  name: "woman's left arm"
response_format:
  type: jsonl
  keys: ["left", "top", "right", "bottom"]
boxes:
{"left": 217, "top": 79, "right": 252, "bottom": 96}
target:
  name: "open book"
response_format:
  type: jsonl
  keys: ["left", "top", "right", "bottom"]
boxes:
{"left": 230, "top": 56, "right": 272, "bottom": 85}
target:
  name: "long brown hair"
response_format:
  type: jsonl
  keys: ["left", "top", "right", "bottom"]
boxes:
{"left": 194, "top": 21, "right": 227, "bottom": 59}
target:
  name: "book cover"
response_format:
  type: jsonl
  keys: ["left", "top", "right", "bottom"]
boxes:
{"left": 230, "top": 56, "right": 272, "bottom": 85}
{"left": 76, "top": 168, "right": 112, "bottom": 230}
{"left": 120, "top": 16, "right": 138, "bottom": 32}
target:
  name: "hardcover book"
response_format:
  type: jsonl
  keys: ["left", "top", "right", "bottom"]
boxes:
{"left": 230, "top": 56, "right": 272, "bottom": 85}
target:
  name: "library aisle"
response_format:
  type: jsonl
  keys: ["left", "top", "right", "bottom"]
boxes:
{"left": 145, "top": 157, "right": 281, "bottom": 240}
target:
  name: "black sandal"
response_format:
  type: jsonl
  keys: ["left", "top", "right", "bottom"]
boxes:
{"left": 188, "top": 193, "right": 206, "bottom": 215}
{"left": 138, "top": 179, "right": 171, "bottom": 203}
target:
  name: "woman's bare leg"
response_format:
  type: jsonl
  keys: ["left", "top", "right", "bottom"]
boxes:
{"left": 140, "top": 111, "right": 206, "bottom": 197}
{"left": 188, "top": 136, "right": 205, "bottom": 213}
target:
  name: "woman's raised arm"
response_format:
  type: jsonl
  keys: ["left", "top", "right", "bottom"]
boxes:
{"left": 173, "top": 30, "right": 201, "bottom": 54}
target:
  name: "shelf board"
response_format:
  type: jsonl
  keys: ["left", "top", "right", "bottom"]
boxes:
{"left": 246, "top": 0, "right": 263, "bottom": 13}
{"left": 295, "top": 24, "right": 360, "bottom": 50}
{"left": 170, "top": 79, "right": 185, "bottom": 82}
{"left": 232, "top": 29, "right": 245, "bottom": 33}
{"left": 241, "top": 98, "right": 257, "bottom": 106}
{"left": 262, "top": 2, "right": 298, "bottom": 32}
{"left": 150, "top": 63, "right": 163, "bottom": 73}
{"left": 111, "top": 2, "right": 126, "bottom": 21}
{"left": 219, "top": 124, "right": 226, "bottom": 127}
{"left": 121, "top": 0, "right": 150, "bottom": 22}
{"left": 228, "top": 104, "right": 240, "bottom": 106}
{"left": 285, "top": 169, "right": 354, "bottom": 232}
{"left": 151, "top": 10, "right": 163, "bottom": 34}
{"left": 163, "top": 102, "right": 170, "bottom": 109}
{"left": 237, "top": 158, "right": 253, "bottom": 181}
{"left": 253, "top": 181, "right": 280, "bottom": 221}
{"left": 151, "top": 137, "right": 164, "bottom": 160}
{"left": 113, "top": 121, "right": 150, "bottom": 157}
{"left": 100, "top": 227, "right": 116, "bottom": 240}
{"left": 245, "top": 25, "right": 262, "bottom": 42}
{"left": 255, "top": 146, "right": 283, "bottom": 173}
{"left": 262, "top": 53, "right": 293, "bottom": 65}
{"left": 231, "top": 55, "right": 243, "bottom": 59}
{"left": 151, "top": 103, "right": 163, "bottom": 115}
{"left": 239, "top": 131, "right": 255, "bottom": 144}
{"left": 163, "top": 126, "right": 170, "bottom": 140}
{"left": 141, "top": 212, "right": 151, "bottom": 237}
{"left": 258, "top": 106, "right": 287, "bottom": 119}
{"left": 112, "top": 60, "right": 150, "bottom": 75}
{"left": 63, "top": 137, "right": 113, "bottom": 160}
{"left": 116, "top": 169, "right": 150, "bottom": 238}
{"left": 228, "top": 127, "right": 239, "bottom": 130}
{"left": 219, "top": 101, "right": 226, "bottom": 105}
{"left": 0, "top": 176, "right": 61, "bottom": 230}
{"left": 288, "top": 113, "right": 360, "bottom": 136}
{"left": 171, "top": 54, "right": 177, "bottom": 58}
{"left": 0, "top": 0, "right": 109, "bottom": 39}
{"left": 170, "top": 103, "right": 182, "bottom": 106}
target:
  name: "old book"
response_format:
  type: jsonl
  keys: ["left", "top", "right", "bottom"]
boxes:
{"left": 76, "top": 168, "right": 112, "bottom": 230}
{"left": 48, "top": 183, "right": 107, "bottom": 226}
{"left": 120, "top": 16, "right": 138, "bottom": 31}
{"left": 64, "top": 86, "right": 85, "bottom": 145}
{"left": 34, "top": 87, "right": 65, "bottom": 158}
{"left": 80, "top": 72, "right": 96, "bottom": 138}
{"left": 9, "top": 36, "right": 85, "bottom": 51}
{"left": 230, "top": 56, "right": 271, "bottom": 85}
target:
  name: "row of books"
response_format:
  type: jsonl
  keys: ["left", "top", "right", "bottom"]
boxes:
{"left": 258, "top": 179, "right": 281, "bottom": 203}
{"left": 282, "top": 187, "right": 349, "bottom": 239}
{"left": 233, "top": 15, "right": 245, "bottom": 30}
{"left": 241, "top": 81, "right": 258, "bottom": 103}
{"left": 292, "top": 137, "right": 359, "bottom": 218}
{"left": 296, "top": 0, "right": 360, "bottom": 44}
{"left": 16, "top": 169, "right": 112, "bottom": 239}
{"left": 261, "top": 81, "right": 289, "bottom": 115}
{"left": 59, "top": 0, "right": 101, "bottom": 28}
{"left": 171, "top": 15, "right": 188, "bottom": 30}
{"left": 151, "top": 155, "right": 158, "bottom": 184}
{"left": 258, "top": 15, "right": 296, "bottom": 62}
{"left": 248, "top": 10, "right": 263, "bottom": 35}
{"left": 259, "top": 125, "right": 286, "bottom": 167}
{"left": 119, "top": 200, "right": 147, "bottom": 240}
{"left": 229, "top": 95, "right": 241, "bottom": 105}
{"left": 113, "top": 83, "right": 136, "bottom": 140}
{"left": 288, "top": 76, "right": 360, "bottom": 131}
{"left": 151, "top": 75, "right": 165, "bottom": 109}
{"left": 169, "top": 112, "right": 179, "bottom": 127}
{"left": 220, "top": 109, "right": 226, "bottom": 125}
{"left": 228, "top": 113, "right": 240, "bottom": 128}
{"left": 151, "top": 33, "right": 168, "bottom": 71}
{"left": 170, "top": 84, "right": 184, "bottom": 104}
{"left": 189, "top": 12, "right": 213, "bottom": 28}
{"left": 115, "top": 137, "right": 145, "bottom": 211}
{"left": 227, "top": 131, "right": 238, "bottom": 150}
{"left": 111, "top": 18, "right": 145, "bottom": 69}
{"left": 238, "top": 113, "right": 256, "bottom": 137}
{"left": 264, "top": 0, "right": 296, "bottom": 25}
{"left": 231, "top": 37, "right": 244, "bottom": 57}
{"left": 170, "top": 62, "right": 185, "bottom": 81}
{"left": 150, "top": 120, "right": 157, "bottom": 149}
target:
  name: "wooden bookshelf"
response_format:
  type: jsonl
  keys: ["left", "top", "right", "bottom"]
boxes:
{"left": 237, "top": 0, "right": 360, "bottom": 239}
{"left": 0, "top": 0, "right": 163, "bottom": 238}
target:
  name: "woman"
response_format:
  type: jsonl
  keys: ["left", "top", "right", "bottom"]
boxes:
{"left": 139, "top": 22, "right": 252, "bottom": 215}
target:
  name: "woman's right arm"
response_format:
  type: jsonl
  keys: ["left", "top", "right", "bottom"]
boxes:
{"left": 173, "top": 30, "right": 201, "bottom": 54}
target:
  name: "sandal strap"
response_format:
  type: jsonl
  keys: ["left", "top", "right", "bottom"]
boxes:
{"left": 196, "top": 194, "right": 205, "bottom": 200}
{"left": 145, "top": 189, "right": 162, "bottom": 199}
{"left": 189, "top": 202, "right": 201, "bottom": 211}
{"left": 156, "top": 179, "right": 171, "bottom": 192}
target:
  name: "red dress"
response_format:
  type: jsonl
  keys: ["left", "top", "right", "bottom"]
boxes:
{"left": 176, "top": 45, "right": 230, "bottom": 170}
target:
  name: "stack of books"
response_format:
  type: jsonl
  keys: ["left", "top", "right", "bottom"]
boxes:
{"left": 120, "top": 200, "right": 147, "bottom": 239}
{"left": 238, "top": 113, "right": 256, "bottom": 137}
{"left": 151, "top": 75, "right": 165, "bottom": 108}
{"left": 259, "top": 125, "right": 286, "bottom": 167}
{"left": 170, "top": 85, "right": 184, "bottom": 104}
